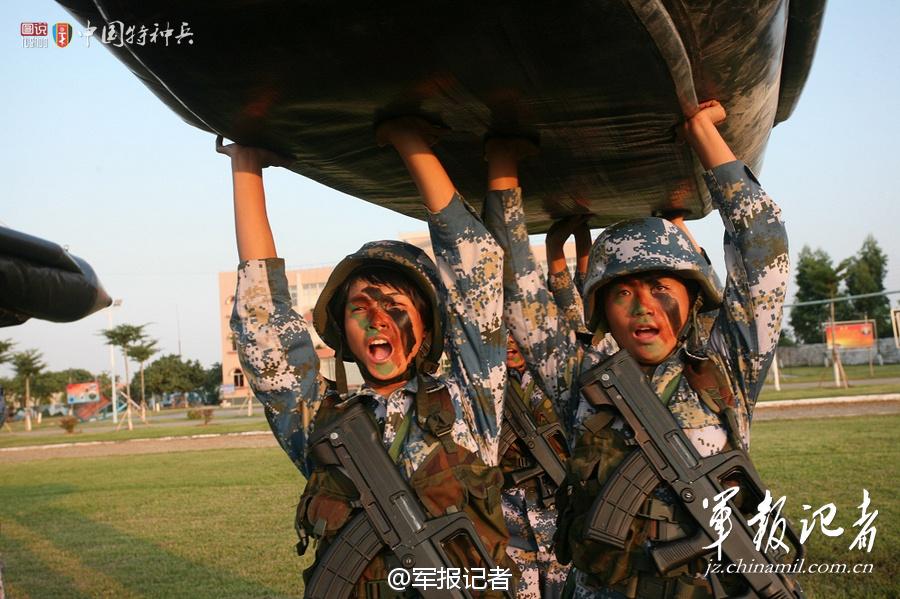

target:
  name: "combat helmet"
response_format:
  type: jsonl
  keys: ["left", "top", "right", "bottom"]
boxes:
{"left": 582, "top": 217, "right": 723, "bottom": 334}
{"left": 313, "top": 240, "right": 444, "bottom": 373}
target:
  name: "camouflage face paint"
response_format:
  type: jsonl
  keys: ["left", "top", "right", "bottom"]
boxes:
{"left": 362, "top": 286, "right": 417, "bottom": 358}
{"left": 648, "top": 278, "right": 685, "bottom": 336}
{"left": 347, "top": 302, "right": 377, "bottom": 338}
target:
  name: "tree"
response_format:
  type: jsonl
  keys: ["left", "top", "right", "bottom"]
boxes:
{"left": 100, "top": 323, "right": 148, "bottom": 429}
{"left": 789, "top": 246, "right": 852, "bottom": 344}
{"left": 0, "top": 339, "right": 13, "bottom": 428}
{"left": 127, "top": 340, "right": 159, "bottom": 410}
{"left": 201, "top": 362, "right": 222, "bottom": 403}
{"left": 141, "top": 354, "right": 207, "bottom": 401}
{"left": 12, "top": 349, "right": 45, "bottom": 431}
{"left": 777, "top": 327, "right": 797, "bottom": 347}
{"left": 28, "top": 368, "right": 95, "bottom": 406}
{"left": 841, "top": 236, "right": 891, "bottom": 337}
{"left": 0, "top": 339, "right": 14, "bottom": 365}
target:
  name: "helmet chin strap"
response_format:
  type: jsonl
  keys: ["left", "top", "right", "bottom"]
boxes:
{"left": 679, "top": 294, "right": 709, "bottom": 362}
{"left": 358, "top": 362, "right": 415, "bottom": 387}
{"left": 334, "top": 345, "right": 350, "bottom": 396}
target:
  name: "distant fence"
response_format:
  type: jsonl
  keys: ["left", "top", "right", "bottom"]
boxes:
{"left": 777, "top": 338, "right": 899, "bottom": 367}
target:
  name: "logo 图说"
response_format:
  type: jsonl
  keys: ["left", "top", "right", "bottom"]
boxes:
{"left": 20, "top": 22, "right": 48, "bottom": 36}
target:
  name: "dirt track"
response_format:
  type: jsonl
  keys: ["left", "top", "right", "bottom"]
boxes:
{"left": 753, "top": 396, "right": 900, "bottom": 421}
{"left": 3, "top": 397, "right": 898, "bottom": 464}
{"left": 0, "top": 431, "right": 278, "bottom": 464}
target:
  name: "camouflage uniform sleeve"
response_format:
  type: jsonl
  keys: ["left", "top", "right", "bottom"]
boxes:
{"left": 482, "top": 188, "right": 581, "bottom": 422}
{"left": 548, "top": 267, "right": 588, "bottom": 335}
{"left": 427, "top": 194, "right": 507, "bottom": 465}
{"left": 230, "top": 258, "right": 327, "bottom": 477}
{"left": 704, "top": 161, "right": 789, "bottom": 411}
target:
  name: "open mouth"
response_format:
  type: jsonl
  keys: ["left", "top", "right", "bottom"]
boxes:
{"left": 367, "top": 338, "right": 394, "bottom": 363}
{"left": 633, "top": 325, "right": 660, "bottom": 342}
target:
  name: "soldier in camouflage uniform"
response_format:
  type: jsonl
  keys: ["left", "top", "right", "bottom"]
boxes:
{"left": 501, "top": 334, "right": 571, "bottom": 599}
{"left": 482, "top": 101, "right": 790, "bottom": 599}
{"left": 219, "top": 129, "right": 514, "bottom": 597}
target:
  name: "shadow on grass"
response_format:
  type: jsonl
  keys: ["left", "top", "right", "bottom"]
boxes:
{"left": 2, "top": 484, "right": 298, "bottom": 599}
{"left": 1, "top": 533, "right": 95, "bottom": 599}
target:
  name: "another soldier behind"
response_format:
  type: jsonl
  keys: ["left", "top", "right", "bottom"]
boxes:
{"left": 221, "top": 129, "right": 513, "bottom": 596}
{"left": 544, "top": 216, "right": 598, "bottom": 342}
{"left": 483, "top": 101, "right": 790, "bottom": 598}
{"left": 500, "top": 334, "right": 571, "bottom": 598}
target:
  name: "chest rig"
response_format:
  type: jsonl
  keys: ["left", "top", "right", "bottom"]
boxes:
{"left": 295, "top": 383, "right": 516, "bottom": 598}
{"left": 554, "top": 351, "right": 747, "bottom": 597}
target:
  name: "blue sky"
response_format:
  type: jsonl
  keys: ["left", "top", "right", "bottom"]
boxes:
{"left": 2, "top": 1, "right": 899, "bottom": 376}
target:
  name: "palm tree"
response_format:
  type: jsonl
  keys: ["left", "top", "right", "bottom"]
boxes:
{"left": 12, "top": 349, "right": 45, "bottom": 432}
{"left": 0, "top": 339, "right": 14, "bottom": 364}
{"left": 100, "top": 324, "right": 147, "bottom": 430}
{"left": 0, "top": 339, "right": 14, "bottom": 429}
{"left": 127, "top": 340, "right": 158, "bottom": 415}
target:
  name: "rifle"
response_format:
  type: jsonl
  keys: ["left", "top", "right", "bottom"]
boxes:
{"left": 579, "top": 350, "right": 805, "bottom": 599}
{"left": 304, "top": 400, "right": 513, "bottom": 599}
{"left": 499, "top": 378, "right": 568, "bottom": 508}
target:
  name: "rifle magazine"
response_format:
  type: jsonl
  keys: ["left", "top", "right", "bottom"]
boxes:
{"left": 583, "top": 450, "right": 660, "bottom": 548}
{"left": 304, "top": 512, "right": 384, "bottom": 599}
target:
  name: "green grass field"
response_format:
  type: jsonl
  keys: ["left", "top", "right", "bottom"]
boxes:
{"left": 1, "top": 415, "right": 897, "bottom": 598}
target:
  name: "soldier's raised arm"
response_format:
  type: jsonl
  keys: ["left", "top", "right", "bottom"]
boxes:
{"left": 683, "top": 102, "right": 790, "bottom": 433}
{"left": 378, "top": 119, "right": 507, "bottom": 464}
{"left": 220, "top": 137, "right": 327, "bottom": 477}
{"left": 481, "top": 142, "right": 583, "bottom": 430}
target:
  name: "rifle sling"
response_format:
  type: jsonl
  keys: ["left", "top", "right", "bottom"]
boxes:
{"left": 658, "top": 373, "right": 682, "bottom": 406}
{"left": 387, "top": 408, "right": 413, "bottom": 464}
{"left": 509, "top": 375, "right": 536, "bottom": 409}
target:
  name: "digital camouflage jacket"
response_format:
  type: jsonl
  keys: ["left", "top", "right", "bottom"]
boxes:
{"left": 483, "top": 162, "right": 789, "bottom": 597}
{"left": 231, "top": 196, "right": 514, "bottom": 595}
{"left": 231, "top": 194, "right": 507, "bottom": 478}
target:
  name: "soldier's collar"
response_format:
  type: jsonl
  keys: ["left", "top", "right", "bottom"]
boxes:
{"left": 650, "top": 348, "right": 686, "bottom": 381}
{"left": 358, "top": 372, "right": 443, "bottom": 398}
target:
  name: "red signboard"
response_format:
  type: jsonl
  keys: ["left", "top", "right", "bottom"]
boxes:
{"left": 824, "top": 320, "right": 876, "bottom": 349}
{"left": 67, "top": 381, "right": 101, "bottom": 404}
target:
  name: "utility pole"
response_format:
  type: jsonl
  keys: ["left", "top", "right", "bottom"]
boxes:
{"left": 829, "top": 298, "right": 848, "bottom": 388}
{"left": 176, "top": 304, "right": 182, "bottom": 356}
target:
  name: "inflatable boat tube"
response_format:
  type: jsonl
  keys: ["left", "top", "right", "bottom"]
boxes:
{"left": 56, "top": 0, "right": 825, "bottom": 231}
{"left": 0, "top": 227, "right": 112, "bottom": 327}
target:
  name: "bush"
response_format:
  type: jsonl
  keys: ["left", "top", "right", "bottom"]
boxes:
{"left": 59, "top": 416, "right": 78, "bottom": 434}
{"left": 187, "top": 407, "right": 214, "bottom": 425}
